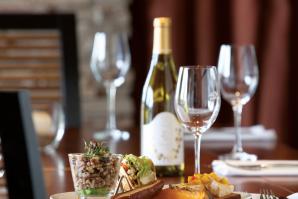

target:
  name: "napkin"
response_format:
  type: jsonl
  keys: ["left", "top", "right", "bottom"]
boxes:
{"left": 212, "top": 160, "right": 298, "bottom": 176}
{"left": 287, "top": 193, "right": 298, "bottom": 199}
{"left": 184, "top": 125, "right": 276, "bottom": 142}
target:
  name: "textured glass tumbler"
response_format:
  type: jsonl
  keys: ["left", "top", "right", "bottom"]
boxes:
{"left": 69, "top": 153, "right": 122, "bottom": 198}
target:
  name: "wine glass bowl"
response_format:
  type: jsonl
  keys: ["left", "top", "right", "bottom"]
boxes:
{"left": 33, "top": 102, "right": 65, "bottom": 151}
{"left": 175, "top": 68, "right": 220, "bottom": 134}
{"left": 91, "top": 32, "right": 130, "bottom": 87}
{"left": 219, "top": 44, "right": 258, "bottom": 107}
{"left": 90, "top": 32, "right": 131, "bottom": 140}
{"left": 175, "top": 65, "right": 221, "bottom": 173}
{"left": 218, "top": 44, "right": 259, "bottom": 161}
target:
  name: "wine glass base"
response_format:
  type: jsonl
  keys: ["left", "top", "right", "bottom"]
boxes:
{"left": 93, "top": 129, "right": 130, "bottom": 141}
{"left": 0, "top": 154, "right": 5, "bottom": 178}
{"left": 219, "top": 151, "right": 258, "bottom": 161}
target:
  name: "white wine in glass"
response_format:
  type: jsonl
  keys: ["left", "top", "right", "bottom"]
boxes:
{"left": 175, "top": 65, "right": 221, "bottom": 173}
{"left": 218, "top": 44, "right": 259, "bottom": 161}
{"left": 90, "top": 32, "right": 131, "bottom": 140}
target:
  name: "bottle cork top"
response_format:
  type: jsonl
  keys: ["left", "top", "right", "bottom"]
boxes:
{"left": 153, "top": 17, "right": 171, "bottom": 27}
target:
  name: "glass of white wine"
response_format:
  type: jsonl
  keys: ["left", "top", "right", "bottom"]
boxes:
{"left": 218, "top": 44, "right": 259, "bottom": 161}
{"left": 90, "top": 31, "right": 131, "bottom": 140}
{"left": 175, "top": 65, "right": 221, "bottom": 173}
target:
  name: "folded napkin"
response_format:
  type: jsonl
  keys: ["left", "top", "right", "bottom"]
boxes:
{"left": 184, "top": 125, "right": 276, "bottom": 142}
{"left": 287, "top": 193, "right": 298, "bottom": 199}
{"left": 212, "top": 160, "right": 298, "bottom": 176}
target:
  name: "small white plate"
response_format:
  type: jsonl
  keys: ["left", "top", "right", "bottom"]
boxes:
{"left": 49, "top": 192, "right": 108, "bottom": 199}
{"left": 50, "top": 192, "right": 76, "bottom": 199}
{"left": 50, "top": 191, "right": 261, "bottom": 199}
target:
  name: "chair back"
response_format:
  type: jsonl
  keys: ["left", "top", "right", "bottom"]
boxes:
{"left": 0, "top": 13, "right": 80, "bottom": 128}
{"left": 0, "top": 91, "right": 47, "bottom": 199}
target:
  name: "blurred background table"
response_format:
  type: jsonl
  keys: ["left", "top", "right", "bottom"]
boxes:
{"left": 42, "top": 127, "right": 298, "bottom": 198}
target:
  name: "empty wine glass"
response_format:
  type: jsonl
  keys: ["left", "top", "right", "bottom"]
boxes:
{"left": 218, "top": 44, "right": 259, "bottom": 161}
{"left": 90, "top": 32, "right": 131, "bottom": 140}
{"left": 33, "top": 102, "right": 65, "bottom": 152}
{"left": 175, "top": 65, "right": 221, "bottom": 173}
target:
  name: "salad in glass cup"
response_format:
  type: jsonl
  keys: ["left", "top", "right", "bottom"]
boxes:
{"left": 69, "top": 141, "right": 122, "bottom": 197}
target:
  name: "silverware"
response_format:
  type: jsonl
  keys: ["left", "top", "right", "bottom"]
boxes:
{"left": 225, "top": 161, "right": 298, "bottom": 170}
{"left": 260, "top": 189, "right": 279, "bottom": 199}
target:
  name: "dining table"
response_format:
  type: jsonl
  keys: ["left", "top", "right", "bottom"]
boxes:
{"left": 42, "top": 126, "right": 298, "bottom": 198}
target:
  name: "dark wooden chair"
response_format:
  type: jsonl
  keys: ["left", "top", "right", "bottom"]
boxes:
{"left": 0, "top": 91, "right": 47, "bottom": 199}
{"left": 0, "top": 13, "right": 81, "bottom": 128}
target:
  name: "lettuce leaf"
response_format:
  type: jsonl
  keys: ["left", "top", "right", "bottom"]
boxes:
{"left": 124, "top": 154, "right": 154, "bottom": 178}
{"left": 79, "top": 187, "right": 109, "bottom": 196}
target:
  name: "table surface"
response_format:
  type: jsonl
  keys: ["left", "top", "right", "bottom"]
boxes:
{"left": 43, "top": 127, "right": 298, "bottom": 198}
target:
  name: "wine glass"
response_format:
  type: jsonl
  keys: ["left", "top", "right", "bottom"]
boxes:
{"left": 90, "top": 32, "right": 131, "bottom": 140}
{"left": 175, "top": 65, "right": 221, "bottom": 173}
{"left": 217, "top": 44, "right": 259, "bottom": 161}
{"left": 33, "top": 102, "right": 65, "bottom": 152}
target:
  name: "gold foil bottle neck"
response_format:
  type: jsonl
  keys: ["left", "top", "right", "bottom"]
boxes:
{"left": 153, "top": 17, "right": 172, "bottom": 54}
{"left": 154, "top": 17, "right": 171, "bottom": 27}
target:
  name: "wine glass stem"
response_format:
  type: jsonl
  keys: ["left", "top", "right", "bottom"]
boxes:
{"left": 232, "top": 104, "right": 243, "bottom": 153}
{"left": 194, "top": 133, "right": 202, "bottom": 174}
{"left": 105, "top": 83, "right": 117, "bottom": 130}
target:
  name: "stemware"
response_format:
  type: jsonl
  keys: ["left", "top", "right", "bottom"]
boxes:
{"left": 175, "top": 65, "right": 221, "bottom": 173}
{"left": 33, "top": 102, "right": 65, "bottom": 152}
{"left": 90, "top": 31, "right": 131, "bottom": 140}
{"left": 0, "top": 102, "right": 65, "bottom": 177}
{"left": 217, "top": 44, "right": 259, "bottom": 161}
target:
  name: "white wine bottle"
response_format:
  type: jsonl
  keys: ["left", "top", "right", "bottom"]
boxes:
{"left": 141, "top": 17, "right": 184, "bottom": 176}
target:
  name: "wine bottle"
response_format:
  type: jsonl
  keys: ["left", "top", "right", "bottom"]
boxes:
{"left": 140, "top": 17, "right": 184, "bottom": 176}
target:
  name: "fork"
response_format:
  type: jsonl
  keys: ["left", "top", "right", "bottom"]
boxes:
{"left": 260, "top": 189, "right": 279, "bottom": 199}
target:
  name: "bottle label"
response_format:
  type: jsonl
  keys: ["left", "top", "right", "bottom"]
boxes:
{"left": 141, "top": 112, "right": 184, "bottom": 166}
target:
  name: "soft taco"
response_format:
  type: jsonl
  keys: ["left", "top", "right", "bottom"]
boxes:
{"left": 120, "top": 154, "right": 157, "bottom": 191}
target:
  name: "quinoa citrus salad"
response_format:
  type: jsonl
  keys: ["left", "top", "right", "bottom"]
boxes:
{"left": 69, "top": 141, "right": 122, "bottom": 197}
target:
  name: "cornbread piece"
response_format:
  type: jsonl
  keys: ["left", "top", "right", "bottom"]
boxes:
{"left": 207, "top": 179, "right": 234, "bottom": 197}
{"left": 112, "top": 180, "right": 164, "bottom": 199}
{"left": 153, "top": 173, "right": 239, "bottom": 199}
{"left": 153, "top": 188, "right": 207, "bottom": 199}
{"left": 188, "top": 173, "right": 235, "bottom": 198}
{"left": 154, "top": 188, "right": 240, "bottom": 199}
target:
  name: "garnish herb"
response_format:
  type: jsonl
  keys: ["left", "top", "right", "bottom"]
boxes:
{"left": 84, "top": 140, "right": 109, "bottom": 157}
